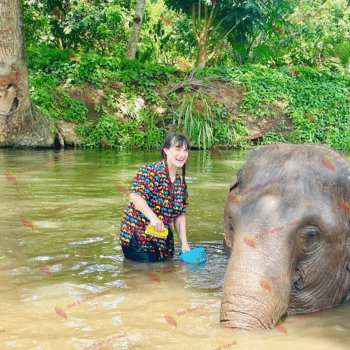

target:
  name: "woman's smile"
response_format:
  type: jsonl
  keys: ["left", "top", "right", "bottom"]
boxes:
{"left": 164, "top": 144, "right": 188, "bottom": 170}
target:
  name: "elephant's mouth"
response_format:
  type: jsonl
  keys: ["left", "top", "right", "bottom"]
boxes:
{"left": 220, "top": 301, "right": 275, "bottom": 330}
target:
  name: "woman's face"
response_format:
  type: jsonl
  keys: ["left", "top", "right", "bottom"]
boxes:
{"left": 164, "top": 142, "right": 188, "bottom": 169}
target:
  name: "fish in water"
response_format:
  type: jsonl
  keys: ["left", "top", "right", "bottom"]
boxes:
{"left": 210, "top": 146, "right": 223, "bottom": 160}
{"left": 5, "top": 172, "right": 17, "bottom": 185}
{"left": 116, "top": 181, "right": 129, "bottom": 196}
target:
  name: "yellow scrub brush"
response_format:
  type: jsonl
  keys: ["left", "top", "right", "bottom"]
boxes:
{"left": 145, "top": 224, "right": 168, "bottom": 238}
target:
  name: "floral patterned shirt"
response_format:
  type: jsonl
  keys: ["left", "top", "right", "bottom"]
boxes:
{"left": 119, "top": 160, "right": 187, "bottom": 259}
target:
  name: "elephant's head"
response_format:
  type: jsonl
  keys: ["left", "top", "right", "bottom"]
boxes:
{"left": 220, "top": 144, "right": 350, "bottom": 330}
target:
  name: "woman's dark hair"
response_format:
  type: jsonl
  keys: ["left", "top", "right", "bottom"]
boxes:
{"left": 161, "top": 133, "right": 190, "bottom": 205}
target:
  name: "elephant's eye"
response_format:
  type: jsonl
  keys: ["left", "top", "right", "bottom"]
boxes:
{"left": 302, "top": 226, "right": 319, "bottom": 241}
{"left": 307, "top": 232, "right": 317, "bottom": 239}
{"left": 229, "top": 222, "right": 234, "bottom": 232}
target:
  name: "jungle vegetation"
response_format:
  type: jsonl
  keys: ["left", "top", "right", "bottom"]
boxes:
{"left": 23, "top": 0, "right": 350, "bottom": 151}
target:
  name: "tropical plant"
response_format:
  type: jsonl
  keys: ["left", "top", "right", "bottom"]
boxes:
{"left": 265, "top": 0, "right": 350, "bottom": 67}
{"left": 163, "top": 0, "right": 293, "bottom": 66}
{"left": 174, "top": 94, "right": 215, "bottom": 149}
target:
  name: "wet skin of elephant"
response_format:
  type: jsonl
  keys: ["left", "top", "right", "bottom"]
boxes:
{"left": 221, "top": 143, "right": 350, "bottom": 330}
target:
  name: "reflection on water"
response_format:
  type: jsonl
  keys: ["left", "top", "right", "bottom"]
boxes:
{"left": 0, "top": 148, "right": 349, "bottom": 349}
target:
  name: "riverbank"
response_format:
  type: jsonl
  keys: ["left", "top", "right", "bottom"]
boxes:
{"left": 27, "top": 48, "right": 350, "bottom": 151}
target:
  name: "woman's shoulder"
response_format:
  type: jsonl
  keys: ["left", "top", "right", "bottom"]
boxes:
{"left": 137, "top": 161, "right": 164, "bottom": 178}
{"left": 144, "top": 160, "right": 164, "bottom": 171}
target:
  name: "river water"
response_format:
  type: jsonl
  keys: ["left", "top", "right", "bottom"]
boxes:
{"left": 0, "top": 148, "right": 349, "bottom": 350}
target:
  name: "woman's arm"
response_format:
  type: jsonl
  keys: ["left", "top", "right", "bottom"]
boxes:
{"left": 129, "top": 193, "right": 164, "bottom": 232}
{"left": 174, "top": 214, "right": 190, "bottom": 252}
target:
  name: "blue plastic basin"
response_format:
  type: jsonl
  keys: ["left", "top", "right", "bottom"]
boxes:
{"left": 179, "top": 247, "right": 207, "bottom": 264}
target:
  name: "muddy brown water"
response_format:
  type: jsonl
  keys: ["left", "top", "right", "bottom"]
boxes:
{"left": 0, "top": 148, "right": 349, "bottom": 350}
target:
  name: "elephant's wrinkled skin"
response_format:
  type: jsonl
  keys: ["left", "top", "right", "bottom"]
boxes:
{"left": 221, "top": 143, "right": 350, "bottom": 330}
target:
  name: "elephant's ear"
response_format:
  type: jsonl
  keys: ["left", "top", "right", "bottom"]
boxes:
{"left": 229, "top": 180, "right": 240, "bottom": 193}
{"left": 229, "top": 169, "right": 243, "bottom": 193}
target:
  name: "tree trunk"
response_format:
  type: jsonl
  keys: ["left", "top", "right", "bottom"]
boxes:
{"left": 0, "top": 0, "right": 30, "bottom": 122}
{"left": 125, "top": 0, "right": 146, "bottom": 60}
{"left": 193, "top": 3, "right": 239, "bottom": 68}
{"left": 0, "top": 0, "right": 62, "bottom": 148}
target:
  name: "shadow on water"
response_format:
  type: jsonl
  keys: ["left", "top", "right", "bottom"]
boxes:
{"left": 0, "top": 148, "right": 349, "bottom": 349}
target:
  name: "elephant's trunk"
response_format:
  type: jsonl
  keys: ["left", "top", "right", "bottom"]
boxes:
{"left": 220, "top": 235, "right": 292, "bottom": 329}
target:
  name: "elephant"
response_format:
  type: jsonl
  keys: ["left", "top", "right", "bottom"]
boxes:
{"left": 221, "top": 143, "right": 350, "bottom": 330}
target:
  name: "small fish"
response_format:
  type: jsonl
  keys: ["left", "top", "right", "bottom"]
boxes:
{"left": 116, "top": 182, "right": 129, "bottom": 196}
{"left": 194, "top": 101, "right": 205, "bottom": 113}
{"left": 83, "top": 95, "right": 95, "bottom": 107}
{"left": 5, "top": 172, "right": 17, "bottom": 185}
{"left": 338, "top": 199, "right": 350, "bottom": 215}
{"left": 54, "top": 305, "right": 67, "bottom": 319}
{"left": 177, "top": 58, "right": 191, "bottom": 70}
{"left": 259, "top": 277, "right": 272, "bottom": 292}
{"left": 164, "top": 314, "right": 177, "bottom": 328}
{"left": 100, "top": 139, "right": 112, "bottom": 149}
{"left": 210, "top": 146, "right": 223, "bottom": 160}
{"left": 243, "top": 235, "right": 256, "bottom": 249}
{"left": 162, "top": 16, "right": 175, "bottom": 27}
{"left": 227, "top": 193, "right": 240, "bottom": 206}
{"left": 149, "top": 270, "right": 162, "bottom": 284}
{"left": 275, "top": 322, "right": 288, "bottom": 335}
{"left": 39, "top": 263, "right": 51, "bottom": 276}
{"left": 322, "top": 156, "right": 335, "bottom": 171}
{"left": 22, "top": 218, "right": 34, "bottom": 230}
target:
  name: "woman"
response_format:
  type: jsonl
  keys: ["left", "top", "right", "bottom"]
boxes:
{"left": 119, "top": 133, "right": 191, "bottom": 263}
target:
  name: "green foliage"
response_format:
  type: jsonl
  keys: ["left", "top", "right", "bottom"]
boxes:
{"left": 175, "top": 94, "right": 214, "bottom": 149}
{"left": 223, "top": 1, "right": 293, "bottom": 65}
{"left": 77, "top": 109, "right": 167, "bottom": 150}
{"left": 29, "top": 71, "right": 61, "bottom": 119}
{"left": 195, "top": 65, "right": 236, "bottom": 81}
{"left": 234, "top": 64, "right": 350, "bottom": 150}
{"left": 60, "top": 93, "right": 88, "bottom": 123}
{"left": 23, "top": 0, "right": 130, "bottom": 51}
{"left": 27, "top": 45, "right": 177, "bottom": 121}
{"left": 22, "top": 0, "right": 350, "bottom": 69}
{"left": 27, "top": 46, "right": 72, "bottom": 70}
{"left": 23, "top": 0, "right": 350, "bottom": 152}
{"left": 29, "top": 70, "right": 88, "bottom": 123}
{"left": 335, "top": 42, "right": 350, "bottom": 66}
{"left": 173, "top": 93, "right": 244, "bottom": 149}
{"left": 77, "top": 113, "right": 119, "bottom": 147}
{"left": 262, "top": 131, "right": 287, "bottom": 144}
{"left": 163, "top": 0, "right": 293, "bottom": 66}
{"left": 266, "top": 0, "right": 350, "bottom": 67}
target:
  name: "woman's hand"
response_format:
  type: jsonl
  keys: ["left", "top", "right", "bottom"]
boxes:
{"left": 150, "top": 217, "right": 165, "bottom": 232}
{"left": 130, "top": 193, "right": 165, "bottom": 232}
{"left": 181, "top": 242, "right": 190, "bottom": 253}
